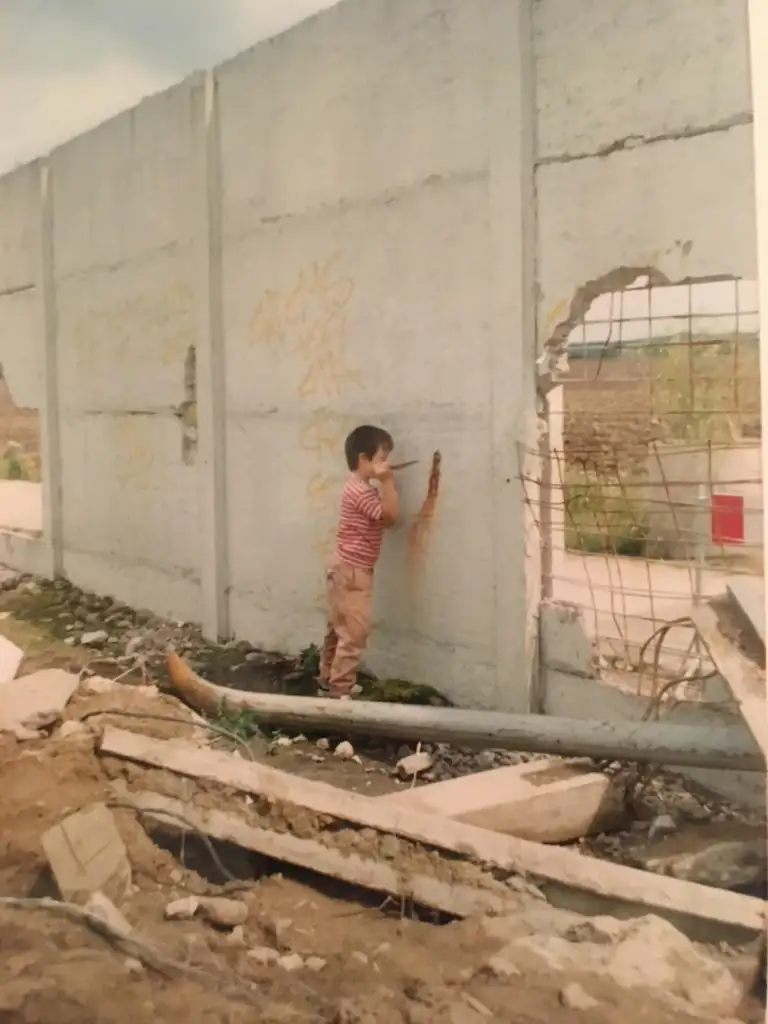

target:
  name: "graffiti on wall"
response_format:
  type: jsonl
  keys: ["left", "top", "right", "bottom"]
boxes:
{"left": 248, "top": 253, "right": 364, "bottom": 595}
{"left": 248, "top": 252, "right": 362, "bottom": 400}
{"left": 73, "top": 281, "right": 194, "bottom": 370}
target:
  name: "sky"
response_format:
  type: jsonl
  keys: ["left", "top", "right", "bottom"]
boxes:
{"left": 0, "top": 0, "right": 339, "bottom": 173}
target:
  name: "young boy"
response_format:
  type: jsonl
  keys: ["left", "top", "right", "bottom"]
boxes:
{"left": 318, "top": 425, "right": 399, "bottom": 699}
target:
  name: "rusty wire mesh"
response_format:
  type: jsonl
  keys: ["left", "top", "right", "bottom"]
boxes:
{"left": 527, "top": 276, "right": 762, "bottom": 702}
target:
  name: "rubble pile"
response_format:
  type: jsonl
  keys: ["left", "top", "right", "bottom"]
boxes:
{"left": 0, "top": 572, "right": 764, "bottom": 1023}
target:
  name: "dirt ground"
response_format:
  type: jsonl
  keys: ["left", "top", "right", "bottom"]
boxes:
{"left": 0, "top": 590, "right": 763, "bottom": 1023}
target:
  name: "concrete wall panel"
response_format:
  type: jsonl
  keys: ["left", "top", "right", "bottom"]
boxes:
{"left": 535, "top": 0, "right": 751, "bottom": 161}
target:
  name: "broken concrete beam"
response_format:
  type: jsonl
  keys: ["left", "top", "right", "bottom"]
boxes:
{"left": 164, "top": 653, "right": 764, "bottom": 771}
{"left": 99, "top": 728, "right": 766, "bottom": 938}
{"left": 42, "top": 803, "right": 132, "bottom": 905}
{"left": 692, "top": 605, "right": 768, "bottom": 759}
{"left": 726, "top": 577, "right": 766, "bottom": 648}
{"left": 380, "top": 759, "right": 626, "bottom": 843}
{"left": 0, "top": 668, "right": 79, "bottom": 737}
{"left": 0, "top": 635, "right": 23, "bottom": 684}
{"left": 127, "top": 790, "right": 525, "bottom": 921}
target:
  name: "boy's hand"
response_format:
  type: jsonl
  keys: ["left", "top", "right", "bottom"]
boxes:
{"left": 372, "top": 459, "right": 393, "bottom": 482}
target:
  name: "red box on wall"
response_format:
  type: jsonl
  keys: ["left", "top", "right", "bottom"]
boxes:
{"left": 710, "top": 493, "right": 745, "bottom": 545}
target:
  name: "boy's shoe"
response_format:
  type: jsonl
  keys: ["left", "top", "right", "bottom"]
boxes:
{"left": 317, "top": 681, "right": 362, "bottom": 698}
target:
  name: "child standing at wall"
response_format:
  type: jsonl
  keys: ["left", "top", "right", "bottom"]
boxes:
{"left": 318, "top": 425, "right": 399, "bottom": 699}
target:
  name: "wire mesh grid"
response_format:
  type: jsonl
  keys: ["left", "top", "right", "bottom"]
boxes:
{"left": 527, "top": 276, "right": 762, "bottom": 700}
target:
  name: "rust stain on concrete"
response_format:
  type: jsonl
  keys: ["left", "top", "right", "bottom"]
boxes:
{"left": 406, "top": 451, "right": 442, "bottom": 599}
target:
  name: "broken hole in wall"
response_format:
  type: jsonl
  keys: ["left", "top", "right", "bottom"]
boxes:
{"left": 173, "top": 345, "right": 198, "bottom": 466}
{"left": 531, "top": 270, "right": 762, "bottom": 678}
{"left": 0, "top": 362, "right": 42, "bottom": 534}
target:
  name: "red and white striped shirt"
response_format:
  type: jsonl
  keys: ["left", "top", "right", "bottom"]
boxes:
{"left": 335, "top": 475, "right": 385, "bottom": 569}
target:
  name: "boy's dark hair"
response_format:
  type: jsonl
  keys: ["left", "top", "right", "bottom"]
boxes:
{"left": 344, "top": 425, "right": 393, "bottom": 470}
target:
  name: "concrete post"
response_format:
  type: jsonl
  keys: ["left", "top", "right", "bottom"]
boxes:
{"left": 747, "top": 0, "right": 768, "bottom": 669}
{"left": 194, "top": 70, "right": 230, "bottom": 640}
{"left": 37, "top": 160, "right": 63, "bottom": 578}
{"left": 487, "top": 0, "right": 538, "bottom": 712}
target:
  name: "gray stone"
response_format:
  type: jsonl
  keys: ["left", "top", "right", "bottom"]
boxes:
{"left": 396, "top": 752, "right": 433, "bottom": 779}
{"left": 80, "top": 630, "right": 109, "bottom": 646}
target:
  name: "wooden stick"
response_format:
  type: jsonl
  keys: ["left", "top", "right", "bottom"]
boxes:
{"left": 100, "top": 727, "right": 765, "bottom": 938}
{"left": 164, "top": 653, "right": 764, "bottom": 771}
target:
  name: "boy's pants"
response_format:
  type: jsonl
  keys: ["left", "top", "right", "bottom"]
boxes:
{"left": 319, "top": 554, "right": 373, "bottom": 697}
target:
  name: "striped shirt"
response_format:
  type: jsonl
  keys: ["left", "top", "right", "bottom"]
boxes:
{"left": 335, "top": 475, "right": 385, "bottom": 569}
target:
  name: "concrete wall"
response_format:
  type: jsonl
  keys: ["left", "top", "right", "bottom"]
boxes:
{"left": 0, "top": 0, "right": 758, "bottom": 721}
{"left": 535, "top": 0, "right": 755, "bottom": 345}
{"left": 0, "top": 0, "right": 538, "bottom": 712}
{"left": 535, "top": 0, "right": 763, "bottom": 808}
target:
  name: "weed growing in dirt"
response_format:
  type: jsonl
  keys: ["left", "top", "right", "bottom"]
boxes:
{"left": 298, "top": 643, "right": 321, "bottom": 676}
{"left": 213, "top": 702, "right": 263, "bottom": 740}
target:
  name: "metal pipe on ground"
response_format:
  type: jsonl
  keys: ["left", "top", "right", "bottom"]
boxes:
{"left": 166, "top": 654, "right": 765, "bottom": 772}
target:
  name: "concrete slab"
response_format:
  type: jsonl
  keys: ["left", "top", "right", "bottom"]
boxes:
{"left": 726, "top": 577, "right": 766, "bottom": 647}
{"left": 380, "top": 759, "right": 626, "bottom": 843}
{"left": 0, "top": 480, "right": 43, "bottom": 534}
{"left": 0, "top": 668, "right": 78, "bottom": 736}
{"left": 42, "top": 804, "right": 132, "bottom": 905}
{"left": 0, "top": 634, "right": 23, "bottom": 683}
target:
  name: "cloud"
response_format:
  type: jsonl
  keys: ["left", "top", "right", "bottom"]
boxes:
{"left": 0, "top": 0, "right": 339, "bottom": 171}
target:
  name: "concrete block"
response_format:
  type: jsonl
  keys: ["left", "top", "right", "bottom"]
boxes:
{"left": 0, "top": 635, "right": 23, "bottom": 684}
{"left": 380, "top": 759, "right": 626, "bottom": 843}
{"left": 42, "top": 803, "right": 132, "bottom": 905}
{"left": 540, "top": 601, "right": 596, "bottom": 676}
{"left": 0, "top": 668, "right": 79, "bottom": 735}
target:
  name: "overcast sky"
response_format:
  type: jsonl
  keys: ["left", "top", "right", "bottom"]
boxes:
{"left": 0, "top": 0, "right": 339, "bottom": 173}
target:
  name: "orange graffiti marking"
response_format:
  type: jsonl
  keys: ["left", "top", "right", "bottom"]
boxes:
{"left": 407, "top": 451, "right": 442, "bottom": 598}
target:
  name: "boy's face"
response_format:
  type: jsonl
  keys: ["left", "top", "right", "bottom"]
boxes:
{"left": 358, "top": 444, "right": 392, "bottom": 479}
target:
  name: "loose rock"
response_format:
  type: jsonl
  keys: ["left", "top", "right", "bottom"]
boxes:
{"left": 278, "top": 953, "right": 304, "bottom": 972}
{"left": 334, "top": 741, "right": 355, "bottom": 760}
{"left": 57, "top": 720, "right": 89, "bottom": 739}
{"left": 396, "top": 752, "right": 433, "bottom": 779}
{"left": 248, "top": 946, "right": 280, "bottom": 966}
{"left": 560, "top": 983, "right": 599, "bottom": 1010}
{"left": 648, "top": 814, "right": 676, "bottom": 838}
{"left": 165, "top": 896, "right": 199, "bottom": 921}
{"left": 80, "top": 630, "right": 109, "bottom": 646}
{"left": 82, "top": 676, "right": 117, "bottom": 695}
{"left": 198, "top": 897, "right": 248, "bottom": 929}
{"left": 85, "top": 892, "right": 132, "bottom": 935}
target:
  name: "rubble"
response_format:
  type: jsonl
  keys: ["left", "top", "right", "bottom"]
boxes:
{"left": 383, "top": 757, "right": 627, "bottom": 843}
{"left": 0, "top": 634, "right": 23, "bottom": 683}
{"left": 100, "top": 726, "right": 766, "bottom": 937}
{"left": 42, "top": 804, "right": 132, "bottom": 905}
{"left": 165, "top": 896, "right": 199, "bottom": 920}
{"left": 197, "top": 897, "right": 248, "bottom": 929}
{"left": 0, "top": 668, "right": 79, "bottom": 737}
{"left": 85, "top": 891, "right": 133, "bottom": 935}
{"left": 560, "top": 983, "right": 599, "bottom": 1010}
{"left": 395, "top": 751, "right": 433, "bottom": 778}
{"left": 0, "top": 573, "right": 763, "bottom": 1024}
